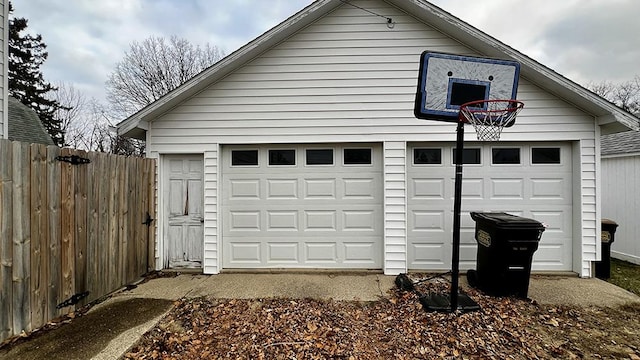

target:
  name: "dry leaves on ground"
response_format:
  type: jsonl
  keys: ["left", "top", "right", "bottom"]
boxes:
{"left": 124, "top": 279, "right": 640, "bottom": 359}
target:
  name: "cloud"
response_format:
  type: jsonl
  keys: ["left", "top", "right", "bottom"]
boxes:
{"left": 10, "top": 0, "right": 639, "bottom": 105}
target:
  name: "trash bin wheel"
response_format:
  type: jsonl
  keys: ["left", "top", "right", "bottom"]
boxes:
{"left": 466, "top": 269, "right": 478, "bottom": 288}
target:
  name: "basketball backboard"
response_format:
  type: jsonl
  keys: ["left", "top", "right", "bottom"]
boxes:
{"left": 414, "top": 52, "right": 521, "bottom": 122}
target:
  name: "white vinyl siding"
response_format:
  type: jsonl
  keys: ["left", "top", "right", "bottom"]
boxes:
{"left": 203, "top": 148, "right": 219, "bottom": 274}
{"left": 144, "top": 0, "right": 601, "bottom": 275}
{"left": 384, "top": 141, "right": 407, "bottom": 274}
{"left": 575, "top": 139, "right": 599, "bottom": 277}
{"left": 602, "top": 154, "right": 640, "bottom": 265}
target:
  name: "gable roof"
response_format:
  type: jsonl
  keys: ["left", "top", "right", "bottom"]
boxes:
{"left": 8, "top": 96, "right": 56, "bottom": 145}
{"left": 601, "top": 130, "right": 640, "bottom": 156}
{"left": 117, "top": 0, "right": 640, "bottom": 139}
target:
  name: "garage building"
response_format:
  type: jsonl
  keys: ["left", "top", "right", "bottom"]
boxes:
{"left": 117, "top": 0, "right": 639, "bottom": 277}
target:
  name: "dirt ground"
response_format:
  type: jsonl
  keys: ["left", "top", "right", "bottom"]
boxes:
{"left": 0, "top": 298, "right": 173, "bottom": 360}
{"left": 124, "top": 281, "right": 640, "bottom": 360}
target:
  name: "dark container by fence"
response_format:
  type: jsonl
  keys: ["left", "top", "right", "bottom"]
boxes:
{"left": 595, "top": 219, "right": 619, "bottom": 279}
{"left": 466, "top": 212, "right": 545, "bottom": 298}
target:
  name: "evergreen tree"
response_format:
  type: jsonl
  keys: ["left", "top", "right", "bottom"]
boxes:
{"left": 8, "top": 1, "right": 65, "bottom": 146}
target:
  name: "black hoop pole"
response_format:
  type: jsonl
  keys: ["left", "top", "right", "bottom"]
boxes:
{"left": 450, "top": 119, "right": 465, "bottom": 312}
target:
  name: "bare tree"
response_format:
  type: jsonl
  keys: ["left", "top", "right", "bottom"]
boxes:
{"left": 106, "top": 35, "right": 224, "bottom": 117}
{"left": 49, "top": 81, "right": 88, "bottom": 147}
{"left": 588, "top": 75, "right": 640, "bottom": 116}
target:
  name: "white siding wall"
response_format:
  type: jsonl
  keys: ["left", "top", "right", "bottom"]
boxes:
{"left": 203, "top": 147, "right": 219, "bottom": 273}
{"left": 602, "top": 154, "right": 640, "bottom": 264}
{"left": 0, "top": 0, "right": 7, "bottom": 139}
{"left": 573, "top": 139, "right": 600, "bottom": 277}
{"left": 384, "top": 141, "right": 407, "bottom": 275}
{"left": 146, "top": 0, "right": 599, "bottom": 274}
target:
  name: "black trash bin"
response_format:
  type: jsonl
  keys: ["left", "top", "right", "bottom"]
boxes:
{"left": 467, "top": 212, "right": 545, "bottom": 298}
{"left": 595, "top": 219, "right": 619, "bottom": 279}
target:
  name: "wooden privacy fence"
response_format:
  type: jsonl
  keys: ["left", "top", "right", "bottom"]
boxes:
{"left": 0, "top": 139, "right": 156, "bottom": 342}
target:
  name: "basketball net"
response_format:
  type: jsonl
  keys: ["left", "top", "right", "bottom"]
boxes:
{"left": 459, "top": 100, "right": 524, "bottom": 141}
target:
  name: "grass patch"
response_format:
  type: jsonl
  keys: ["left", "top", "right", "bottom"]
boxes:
{"left": 608, "top": 258, "right": 640, "bottom": 295}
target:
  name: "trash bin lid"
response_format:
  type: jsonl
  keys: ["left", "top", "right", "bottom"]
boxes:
{"left": 470, "top": 212, "right": 545, "bottom": 229}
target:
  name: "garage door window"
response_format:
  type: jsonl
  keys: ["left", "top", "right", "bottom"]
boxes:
{"left": 492, "top": 148, "right": 521, "bottom": 165}
{"left": 231, "top": 150, "right": 259, "bottom": 166}
{"left": 306, "top": 149, "right": 334, "bottom": 165}
{"left": 532, "top": 148, "right": 561, "bottom": 164}
{"left": 414, "top": 148, "right": 442, "bottom": 165}
{"left": 453, "top": 148, "right": 481, "bottom": 164}
{"left": 344, "top": 148, "right": 372, "bottom": 165}
{"left": 269, "top": 149, "right": 296, "bottom": 166}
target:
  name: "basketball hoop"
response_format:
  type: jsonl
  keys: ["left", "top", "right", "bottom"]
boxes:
{"left": 459, "top": 99, "right": 524, "bottom": 141}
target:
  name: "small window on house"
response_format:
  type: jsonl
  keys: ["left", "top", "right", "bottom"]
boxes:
{"left": 532, "top": 148, "right": 561, "bottom": 164}
{"left": 453, "top": 148, "right": 481, "bottom": 164}
{"left": 306, "top": 149, "right": 333, "bottom": 165}
{"left": 492, "top": 148, "right": 521, "bottom": 164}
{"left": 414, "top": 148, "right": 442, "bottom": 165}
{"left": 269, "top": 149, "right": 296, "bottom": 166}
{"left": 231, "top": 150, "right": 258, "bottom": 166}
{"left": 344, "top": 148, "right": 372, "bottom": 165}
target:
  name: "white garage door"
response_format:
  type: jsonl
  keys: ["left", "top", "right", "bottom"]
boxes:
{"left": 408, "top": 142, "right": 573, "bottom": 271}
{"left": 222, "top": 143, "right": 383, "bottom": 269}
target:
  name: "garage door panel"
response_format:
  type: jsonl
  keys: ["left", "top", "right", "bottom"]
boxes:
{"left": 222, "top": 143, "right": 383, "bottom": 269}
{"left": 304, "top": 210, "right": 337, "bottom": 231}
{"left": 229, "top": 179, "right": 261, "bottom": 199}
{"left": 458, "top": 178, "right": 484, "bottom": 199}
{"left": 305, "top": 243, "right": 337, "bottom": 263}
{"left": 266, "top": 179, "right": 298, "bottom": 199}
{"left": 266, "top": 211, "right": 298, "bottom": 231}
{"left": 412, "top": 178, "right": 446, "bottom": 199}
{"left": 268, "top": 243, "right": 299, "bottom": 263}
{"left": 229, "top": 211, "right": 261, "bottom": 231}
{"left": 343, "top": 178, "right": 377, "bottom": 199}
{"left": 411, "top": 210, "right": 446, "bottom": 232}
{"left": 530, "top": 178, "right": 568, "bottom": 199}
{"left": 490, "top": 178, "right": 524, "bottom": 199}
{"left": 408, "top": 142, "right": 573, "bottom": 271}
{"left": 304, "top": 179, "right": 336, "bottom": 199}
{"left": 533, "top": 244, "right": 566, "bottom": 267}
{"left": 229, "top": 242, "right": 262, "bottom": 264}
{"left": 410, "top": 243, "right": 447, "bottom": 268}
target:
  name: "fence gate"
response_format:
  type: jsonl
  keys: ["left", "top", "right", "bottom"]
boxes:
{"left": 0, "top": 140, "right": 156, "bottom": 343}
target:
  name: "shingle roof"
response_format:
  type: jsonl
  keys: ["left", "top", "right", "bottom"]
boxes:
{"left": 601, "top": 131, "right": 640, "bottom": 156}
{"left": 8, "top": 96, "right": 56, "bottom": 145}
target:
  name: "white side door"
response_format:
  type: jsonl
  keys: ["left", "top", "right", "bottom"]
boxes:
{"left": 163, "top": 155, "right": 204, "bottom": 268}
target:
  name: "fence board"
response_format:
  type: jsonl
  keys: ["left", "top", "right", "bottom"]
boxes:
{"left": 97, "top": 153, "right": 109, "bottom": 300}
{"left": 60, "top": 148, "right": 76, "bottom": 313}
{"left": 86, "top": 151, "right": 100, "bottom": 304}
{"left": 0, "top": 141, "right": 13, "bottom": 340}
{"left": 12, "top": 141, "right": 31, "bottom": 333}
{"left": 29, "top": 143, "right": 48, "bottom": 330}
{"left": 74, "top": 149, "right": 88, "bottom": 306}
{"left": 47, "top": 146, "right": 62, "bottom": 319}
{"left": 0, "top": 140, "right": 156, "bottom": 343}
{"left": 108, "top": 154, "right": 119, "bottom": 291}
{"left": 118, "top": 155, "right": 128, "bottom": 285}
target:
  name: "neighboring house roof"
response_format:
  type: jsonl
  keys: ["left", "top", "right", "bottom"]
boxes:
{"left": 8, "top": 96, "right": 55, "bottom": 145}
{"left": 117, "top": 0, "right": 640, "bottom": 139}
{"left": 601, "top": 130, "right": 640, "bottom": 156}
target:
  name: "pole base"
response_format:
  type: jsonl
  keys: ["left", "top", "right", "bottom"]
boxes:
{"left": 419, "top": 293, "right": 481, "bottom": 313}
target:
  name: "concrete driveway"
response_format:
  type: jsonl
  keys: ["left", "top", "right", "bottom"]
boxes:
{"left": 1, "top": 272, "right": 638, "bottom": 360}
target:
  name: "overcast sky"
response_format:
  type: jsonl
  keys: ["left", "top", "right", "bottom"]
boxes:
{"left": 11, "top": 0, "right": 640, "bottom": 105}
